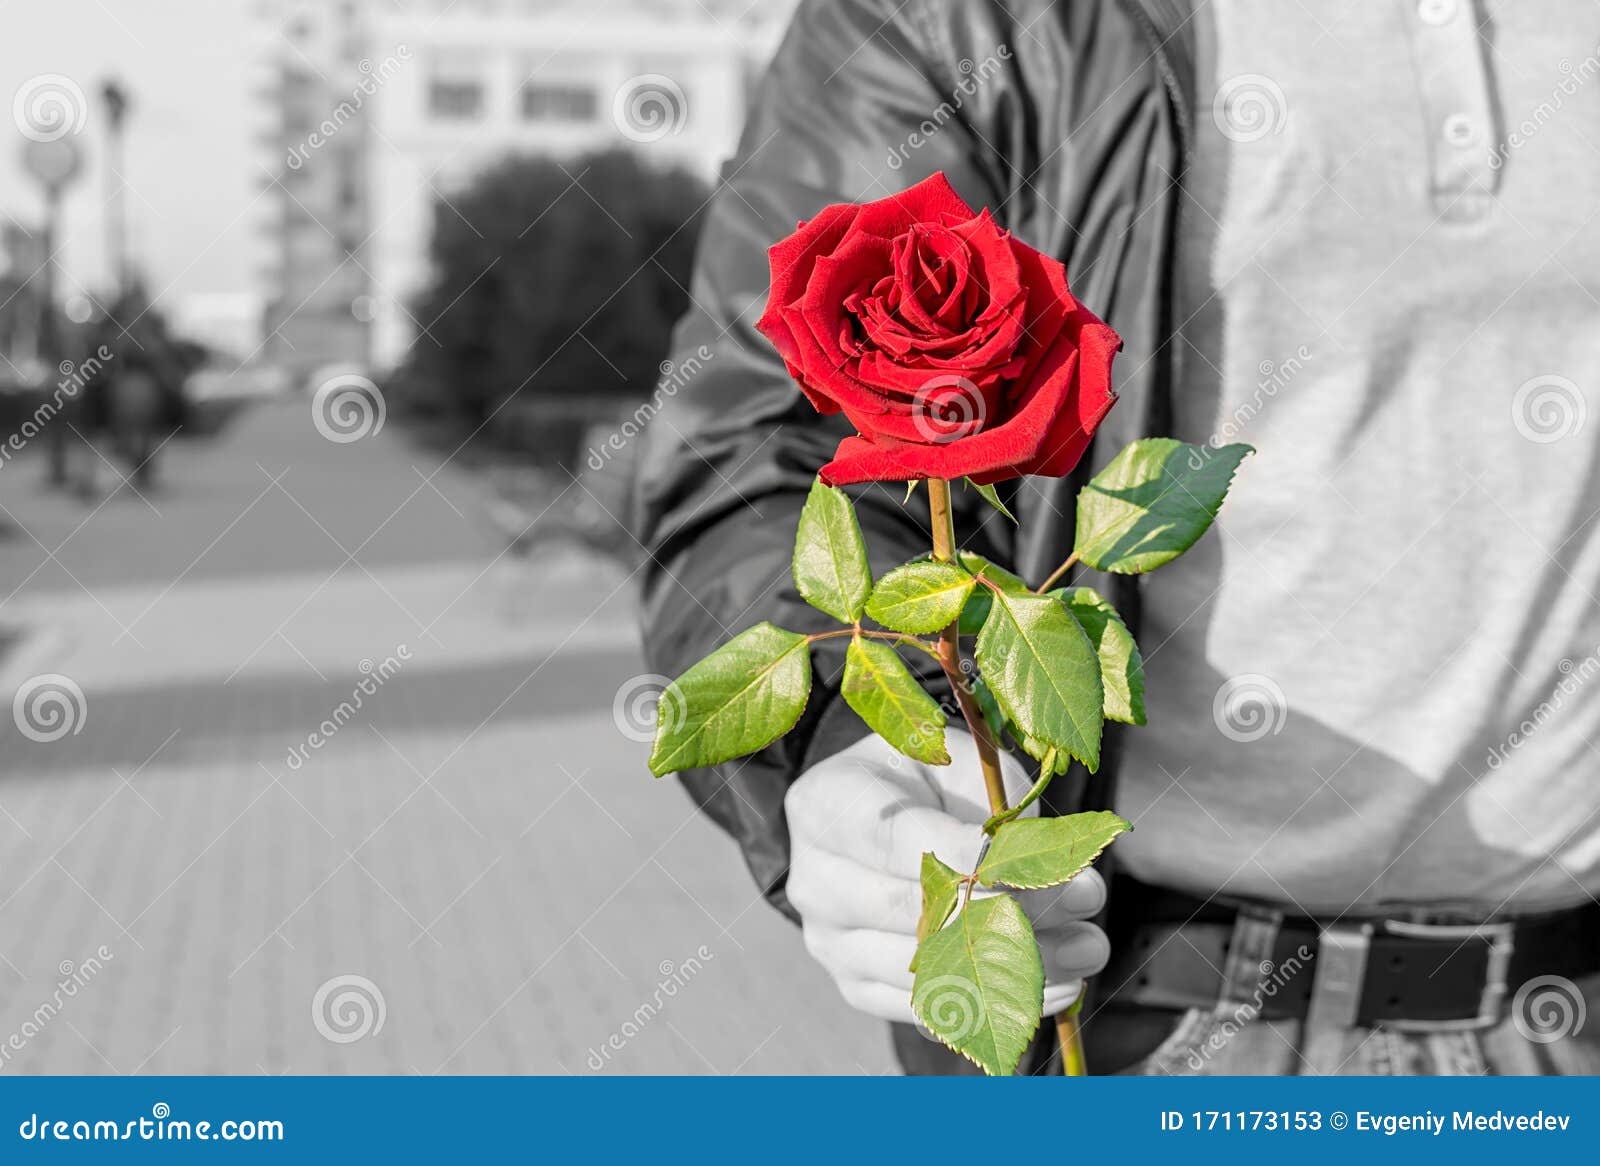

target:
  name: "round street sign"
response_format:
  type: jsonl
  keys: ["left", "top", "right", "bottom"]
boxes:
{"left": 21, "top": 135, "right": 84, "bottom": 193}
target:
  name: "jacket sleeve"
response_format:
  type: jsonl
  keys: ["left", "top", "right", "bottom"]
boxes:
{"left": 630, "top": 0, "right": 1021, "bottom": 917}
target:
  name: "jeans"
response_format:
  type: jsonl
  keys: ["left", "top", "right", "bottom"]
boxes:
{"left": 891, "top": 907, "right": 1600, "bottom": 1075}
{"left": 1097, "top": 906, "right": 1600, "bottom": 1076}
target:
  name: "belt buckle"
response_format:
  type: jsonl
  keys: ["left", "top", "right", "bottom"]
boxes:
{"left": 1382, "top": 919, "right": 1515, "bottom": 1032}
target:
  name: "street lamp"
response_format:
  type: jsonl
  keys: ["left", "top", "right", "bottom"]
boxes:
{"left": 101, "top": 77, "right": 131, "bottom": 298}
{"left": 20, "top": 135, "right": 84, "bottom": 485}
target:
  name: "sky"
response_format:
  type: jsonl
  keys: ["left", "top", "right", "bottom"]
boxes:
{"left": 3, "top": 0, "right": 259, "bottom": 307}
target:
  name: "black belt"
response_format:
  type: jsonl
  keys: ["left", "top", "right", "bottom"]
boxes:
{"left": 1100, "top": 876, "right": 1600, "bottom": 1030}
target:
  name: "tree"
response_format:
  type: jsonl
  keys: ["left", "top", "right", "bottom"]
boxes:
{"left": 397, "top": 150, "right": 708, "bottom": 448}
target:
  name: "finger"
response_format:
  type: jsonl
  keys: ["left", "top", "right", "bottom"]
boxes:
{"left": 787, "top": 848, "right": 920, "bottom": 931}
{"left": 1042, "top": 980, "right": 1085, "bottom": 1016}
{"left": 835, "top": 977, "right": 916, "bottom": 1025}
{"left": 932, "top": 729, "right": 1039, "bottom": 823}
{"left": 801, "top": 925, "right": 918, "bottom": 991}
{"left": 1013, "top": 867, "right": 1108, "bottom": 922}
{"left": 1036, "top": 920, "right": 1111, "bottom": 984}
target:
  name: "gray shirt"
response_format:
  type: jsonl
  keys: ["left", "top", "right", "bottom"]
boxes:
{"left": 1116, "top": 0, "right": 1600, "bottom": 914}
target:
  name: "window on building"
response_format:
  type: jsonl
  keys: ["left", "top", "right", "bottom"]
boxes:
{"left": 519, "top": 83, "right": 598, "bottom": 123}
{"left": 428, "top": 79, "right": 484, "bottom": 119}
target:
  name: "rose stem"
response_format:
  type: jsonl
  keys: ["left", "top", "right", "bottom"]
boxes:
{"left": 1033, "top": 551, "right": 1078, "bottom": 595}
{"left": 926, "top": 476, "right": 1090, "bottom": 1077}
{"left": 926, "top": 478, "right": 1009, "bottom": 813}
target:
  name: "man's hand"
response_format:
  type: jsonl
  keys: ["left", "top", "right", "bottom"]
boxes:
{"left": 784, "top": 730, "right": 1110, "bottom": 1025}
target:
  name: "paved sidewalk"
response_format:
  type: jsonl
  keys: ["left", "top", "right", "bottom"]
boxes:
{"left": 0, "top": 398, "right": 895, "bottom": 1076}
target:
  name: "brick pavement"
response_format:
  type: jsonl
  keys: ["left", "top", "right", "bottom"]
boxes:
{"left": 0, "top": 398, "right": 895, "bottom": 1075}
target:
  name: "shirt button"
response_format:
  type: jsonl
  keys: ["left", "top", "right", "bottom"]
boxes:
{"left": 1442, "top": 113, "right": 1479, "bottom": 147}
{"left": 1418, "top": 0, "right": 1457, "bottom": 24}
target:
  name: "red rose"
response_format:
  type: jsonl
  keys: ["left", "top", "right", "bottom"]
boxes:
{"left": 756, "top": 173, "right": 1120, "bottom": 487}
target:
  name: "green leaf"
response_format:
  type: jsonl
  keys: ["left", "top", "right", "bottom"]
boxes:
{"left": 911, "top": 893, "right": 1044, "bottom": 1076}
{"left": 865, "top": 559, "right": 974, "bottom": 635}
{"left": 648, "top": 623, "right": 812, "bottom": 776}
{"left": 1074, "top": 439, "right": 1251, "bottom": 574}
{"left": 793, "top": 478, "right": 873, "bottom": 622}
{"left": 956, "top": 552, "right": 1028, "bottom": 635}
{"left": 976, "top": 812, "right": 1131, "bottom": 890}
{"left": 967, "top": 480, "right": 1016, "bottom": 523}
{"left": 975, "top": 589, "right": 1104, "bottom": 771}
{"left": 1058, "top": 586, "right": 1146, "bottom": 725}
{"left": 841, "top": 636, "right": 949, "bottom": 765}
{"left": 902, "top": 480, "right": 919, "bottom": 505}
{"left": 910, "top": 852, "right": 964, "bottom": 972}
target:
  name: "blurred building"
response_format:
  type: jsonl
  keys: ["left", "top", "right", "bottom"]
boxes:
{"left": 0, "top": 223, "right": 48, "bottom": 387}
{"left": 254, "top": 0, "right": 793, "bottom": 376}
{"left": 254, "top": 0, "right": 375, "bottom": 381}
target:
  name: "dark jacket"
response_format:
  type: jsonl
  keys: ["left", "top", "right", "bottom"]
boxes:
{"left": 632, "top": 0, "right": 1196, "bottom": 1048}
